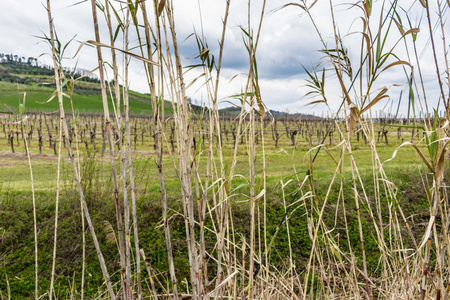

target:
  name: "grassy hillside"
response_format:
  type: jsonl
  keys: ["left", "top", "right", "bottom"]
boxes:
{"left": 0, "top": 62, "right": 172, "bottom": 114}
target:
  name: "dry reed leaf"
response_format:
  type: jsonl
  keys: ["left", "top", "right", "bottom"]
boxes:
{"left": 360, "top": 87, "right": 389, "bottom": 115}
{"left": 228, "top": 73, "right": 241, "bottom": 83}
{"left": 277, "top": 3, "right": 306, "bottom": 12}
{"left": 411, "top": 144, "right": 434, "bottom": 173}
{"left": 383, "top": 141, "right": 411, "bottom": 165}
{"left": 393, "top": 18, "right": 405, "bottom": 35}
{"left": 255, "top": 84, "right": 265, "bottom": 118}
{"left": 220, "top": 100, "right": 241, "bottom": 109}
{"left": 254, "top": 189, "right": 265, "bottom": 201}
{"left": 324, "top": 146, "right": 338, "bottom": 166}
{"left": 328, "top": 139, "right": 346, "bottom": 150}
{"left": 38, "top": 91, "right": 69, "bottom": 104}
{"left": 305, "top": 99, "right": 327, "bottom": 105}
{"left": 364, "top": 0, "right": 372, "bottom": 17}
{"left": 87, "top": 40, "right": 159, "bottom": 65}
{"left": 205, "top": 270, "right": 238, "bottom": 298}
{"left": 157, "top": 0, "right": 166, "bottom": 17}
{"left": 403, "top": 28, "right": 420, "bottom": 36}
{"left": 381, "top": 60, "right": 411, "bottom": 73}
{"left": 306, "top": 143, "right": 325, "bottom": 156}
{"left": 438, "top": 118, "right": 449, "bottom": 130}
{"left": 435, "top": 146, "right": 447, "bottom": 180}
{"left": 333, "top": 65, "right": 352, "bottom": 106}
{"left": 332, "top": 62, "right": 357, "bottom": 134}
{"left": 103, "top": 220, "right": 117, "bottom": 246}
{"left": 75, "top": 40, "right": 159, "bottom": 65}
{"left": 308, "top": 0, "right": 319, "bottom": 10}
{"left": 186, "top": 73, "right": 205, "bottom": 89}
{"left": 280, "top": 179, "right": 295, "bottom": 189}
{"left": 360, "top": 31, "right": 373, "bottom": 68}
{"left": 377, "top": 178, "right": 397, "bottom": 194}
{"left": 418, "top": 216, "right": 435, "bottom": 250}
{"left": 349, "top": 106, "right": 358, "bottom": 135}
{"left": 139, "top": 249, "right": 147, "bottom": 260}
{"left": 73, "top": 66, "right": 99, "bottom": 81}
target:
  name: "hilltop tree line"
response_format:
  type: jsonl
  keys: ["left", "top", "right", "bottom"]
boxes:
{"left": 0, "top": 53, "right": 100, "bottom": 85}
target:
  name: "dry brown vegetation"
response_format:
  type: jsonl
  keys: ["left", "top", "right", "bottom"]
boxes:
{"left": 1, "top": 0, "right": 450, "bottom": 299}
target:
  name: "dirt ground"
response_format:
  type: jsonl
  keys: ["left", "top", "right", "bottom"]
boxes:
{"left": 0, "top": 150, "right": 58, "bottom": 165}
{"left": 0, "top": 149, "right": 158, "bottom": 166}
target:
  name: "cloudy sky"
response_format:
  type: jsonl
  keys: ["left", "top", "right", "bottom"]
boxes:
{"left": 1, "top": 0, "right": 448, "bottom": 116}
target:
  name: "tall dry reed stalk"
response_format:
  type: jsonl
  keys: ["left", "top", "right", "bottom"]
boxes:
{"left": 23, "top": 110, "right": 38, "bottom": 300}
{"left": 88, "top": 0, "right": 129, "bottom": 296}
{"left": 49, "top": 115, "right": 63, "bottom": 300}
{"left": 45, "top": 1, "right": 116, "bottom": 299}
{"left": 137, "top": 1, "right": 180, "bottom": 298}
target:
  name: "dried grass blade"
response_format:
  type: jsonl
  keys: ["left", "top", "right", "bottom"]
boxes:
{"left": 419, "top": 216, "right": 435, "bottom": 250}
{"left": 403, "top": 28, "right": 420, "bottom": 36}
{"left": 360, "top": 87, "right": 389, "bottom": 115}
{"left": 205, "top": 270, "right": 239, "bottom": 298}
{"left": 381, "top": 60, "right": 411, "bottom": 72}
{"left": 157, "top": 0, "right": 166, "bottom": 17}
{"left": 435, "top": 147, "right": 447, "bottom": 179}
{"left": 86, "top": 40, "right": 160, "bottom": 65}
{"left": 411, "top": 144, "right": 434, "bottom": 173}
{"left": 276, "top": 3, "right": 306, "bottom": 12}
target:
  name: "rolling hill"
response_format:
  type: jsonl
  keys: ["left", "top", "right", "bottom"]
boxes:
{"left": 0, "top": 59, "right": 172, "bottom": 115}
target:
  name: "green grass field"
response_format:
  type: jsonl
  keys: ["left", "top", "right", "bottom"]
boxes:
{"left": 0, "top": 79, "right": 174, "bottom": 115}
{"left": 0, "top": 133, "right": 432, "bottom": 298}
